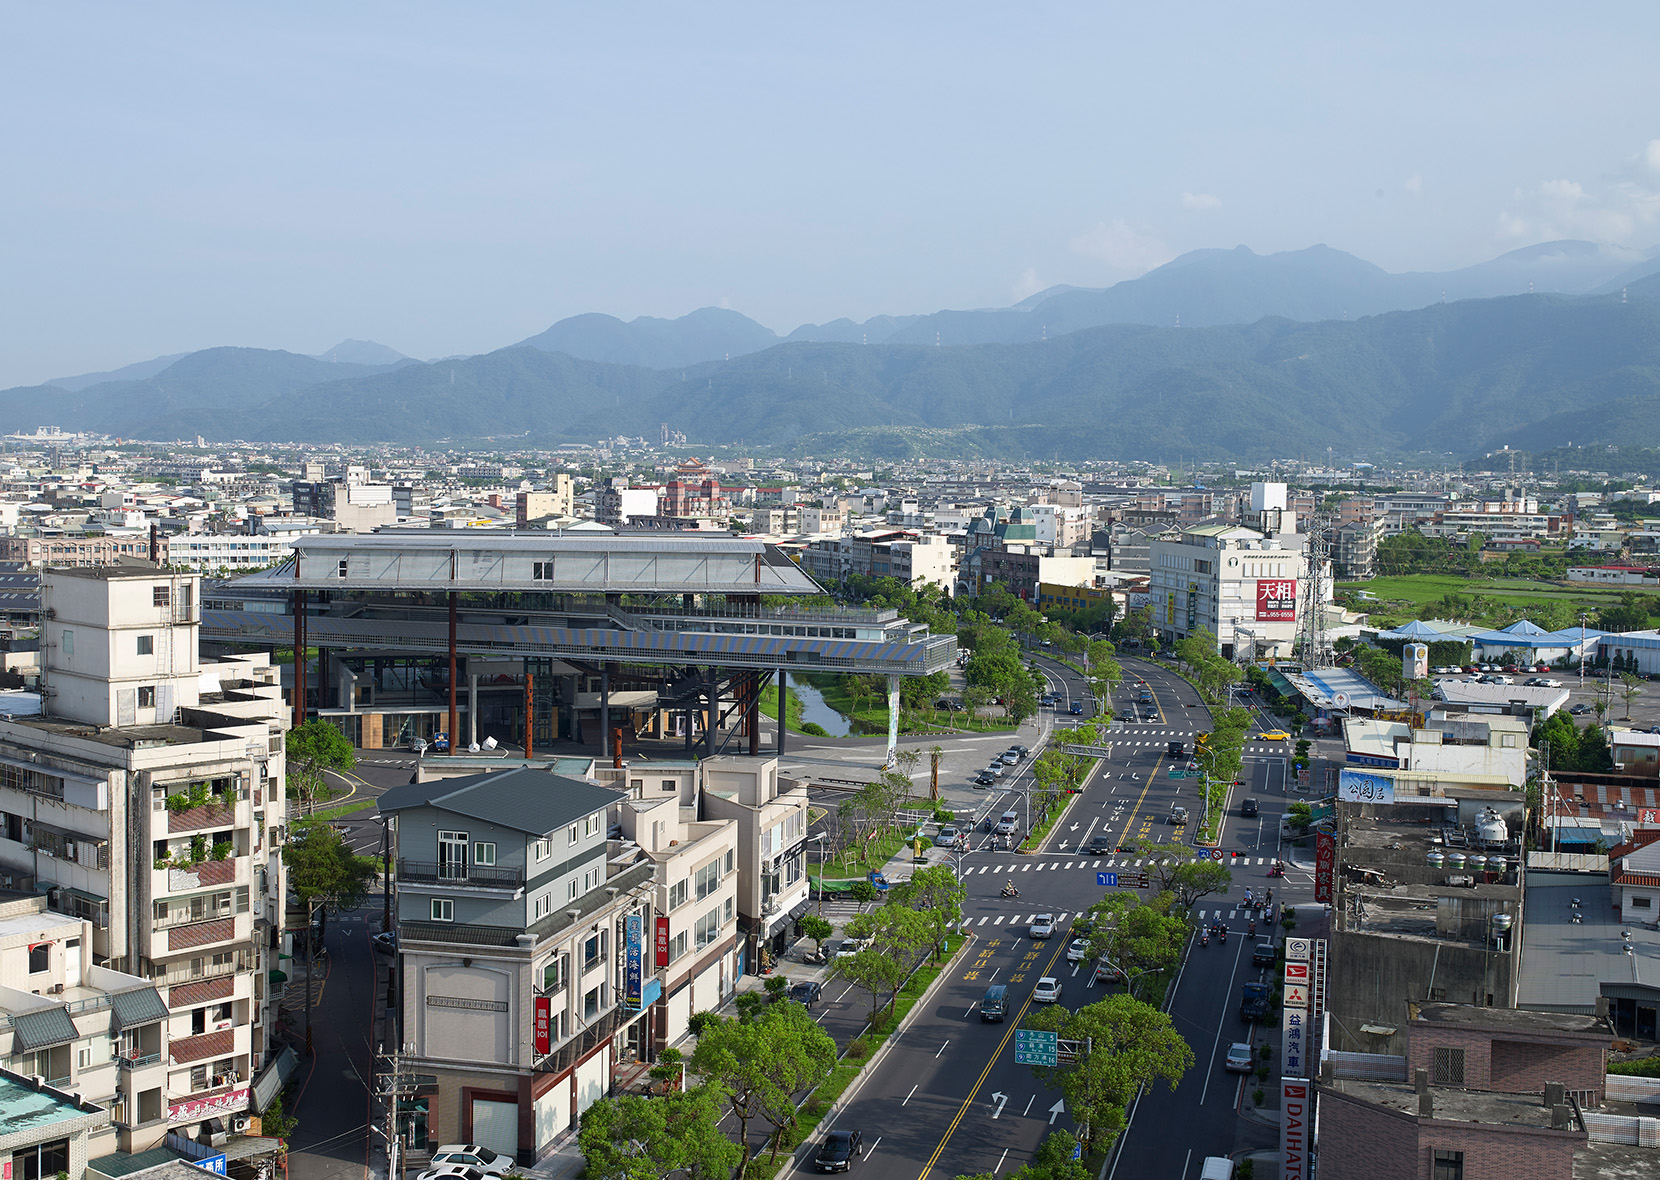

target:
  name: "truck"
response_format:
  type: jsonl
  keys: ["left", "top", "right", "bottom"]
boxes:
{"left": 1240, "top": 982, "right": 1271, "bottom": 1022}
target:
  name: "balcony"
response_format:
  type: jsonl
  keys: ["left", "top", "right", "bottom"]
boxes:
{"left": 166, "top": 802, "right": 237, "bottom": 834}
{"left": 397, "top": 859, "right": 523, "bottom": 890}
{"left": 117, "top": 1052, "right": 163, "bottom": 1070}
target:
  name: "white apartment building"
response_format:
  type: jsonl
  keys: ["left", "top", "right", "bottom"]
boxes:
{"left": 0, "top": 566, "right": 288, "bottom": 1147}
{"left": 1149, "top": 523, "right": 1304, "bottom": 658}
{"left": 1030, "top": 504, "right": 1091, "bottom": 548}
{"left": 165, "top": 535, "right": 293, "bottom": 572}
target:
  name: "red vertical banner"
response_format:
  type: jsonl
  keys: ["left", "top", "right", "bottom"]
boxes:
{"left": 534, "top": 996, "right": 551, "bottom": 1054}
{"left": 655, "top": 916, "right": 670, "bottom": 967}
{"left": 1314, "top": 831, "right": 1335, "bottom": 903}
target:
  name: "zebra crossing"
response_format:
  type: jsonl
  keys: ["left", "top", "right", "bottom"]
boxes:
{"left": 970, "top": 912, "right": 1072, "bottom": 927}
{"left": 954, "top": 856, "right": 1280, "bottom": 874}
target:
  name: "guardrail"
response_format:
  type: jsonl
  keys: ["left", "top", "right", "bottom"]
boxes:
{"left": 397, "top": 859, "right": 524, "bottom": 888}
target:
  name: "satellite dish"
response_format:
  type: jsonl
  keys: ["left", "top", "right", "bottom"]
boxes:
{"left": 1333, "top": 692, "right": 1351, "bottom": 710}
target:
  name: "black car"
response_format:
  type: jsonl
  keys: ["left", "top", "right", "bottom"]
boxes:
{"left": 1086, "top": 835, "right": 1113, "bottom": 855}
{"left": 815, "top": 1129, "right": 863, "bottom": 1173}
{"left": 1252, "top": 942, "right": 1276, "bottom": 966}
{"left": 790, "top": 981, "right": 823, "bottom": 1008}
{"left": 974, "top": 770, "right": 997, "bottom": 787}
{"left": 372, "top": 930, "right": 398, "bottom": 955}
{"left": 1241, "top": 798, "right": 1259, "bottom": 817}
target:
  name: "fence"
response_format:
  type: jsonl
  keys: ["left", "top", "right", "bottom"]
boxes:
{"left": 1580, "top": 1112, "right": 1660, "bottom": 1146}
{"left": 1320, "top": 1050, "right": 1408, "bottom": 1082}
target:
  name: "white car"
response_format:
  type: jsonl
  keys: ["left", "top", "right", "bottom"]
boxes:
{"left": 1033, "top": 976, "right": 1062, "bottom": 1003}
{"left": 1224, "top": 1042, "right": 1255, "bottom": 1073}
{"left": 1066, "top": 938, "right": 1091, "bottom": 963}
{"left": 1030, "top": 913, "right": 1055, "bottom": 939}
{"left": 418, "top": 1167, "right": 488, "bottom": 1180}
{"left": 430, "top": 1147, "right": 512, "bottom": 1176}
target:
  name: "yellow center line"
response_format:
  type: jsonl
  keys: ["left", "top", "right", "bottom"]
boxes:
{"left": 1113, "top": 754, "right": 1167, "bottom": 847}
{"left": 916, "top": 933, "right": 1073, "bottom": 1180}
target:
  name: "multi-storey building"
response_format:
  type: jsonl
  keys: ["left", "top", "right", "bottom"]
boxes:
{"left": 378, "top": 767, "right": 661, "bottom": 1161}
{"left": 164, "top": 535, "right": 292, "bottom": 572}
{"left": 0, "top": 566, "right": 288, "bottom": 1147}
{"left": 1332, "top": 516, "right": 1383, "bottom": 580}
{"left": 0, "top": 537, "right": 153, "bottom": 568}
{"left": 700, "top": 757, "right": 811, "bottom": 965}
{"left": 1148, "top": 523, "right": 1303, "bottom": 658}
{"left": 516, "top": 478, "right": 575, "bottom": 527}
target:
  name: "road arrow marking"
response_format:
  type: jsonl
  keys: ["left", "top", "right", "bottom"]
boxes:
{"left": 1049, "top": 1099, "right": 1066, "bottom": 1125}
{"left": 991, "top": 1092, "right": 1008, "bottom": 1119}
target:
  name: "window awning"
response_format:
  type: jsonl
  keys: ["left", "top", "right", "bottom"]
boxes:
{"left": 12, "top": 1006, "right": 78, "bottom": 1051}
{"left": 109, "top": 986, "right": 170, "bottom": 1032}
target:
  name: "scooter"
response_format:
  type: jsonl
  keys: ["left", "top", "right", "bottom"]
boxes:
{"left": 1001, "top": 884, "right": 1021, "bottom": 899}
{"left": 1267, "top": 863, "right": 1285, "bottom": 878}
{"left": 1217, "top": 925, "right": 1228, "bottom": 943}
{"left": 1248, "top": 920, "right": 1257, "bottom": 937}
{"left": 1199, "top": 931, "right": 1209, "bottom": 947}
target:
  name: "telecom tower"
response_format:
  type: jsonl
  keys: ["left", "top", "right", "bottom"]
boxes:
{"left": 1300, "top": 511, "right": 1333, "bottom": 668}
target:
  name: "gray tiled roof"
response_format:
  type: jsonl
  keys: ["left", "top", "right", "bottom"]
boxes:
{"left": 11, "top": 1005, "right": 78, "bottom": 1051}
{"left": 109, "top": 986, "right": 170, "bottom": 1032}
{"left": 377, "top": 766, "right": 624, "bottom": 836}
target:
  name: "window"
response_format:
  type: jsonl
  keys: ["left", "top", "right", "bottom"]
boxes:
{"left": 695, "top": 908, "right": 721, "bottom": 949}
{"left": 138, "top": 686, "right": 156, "bottom": 709}
{"left": 724, "top": 897, "right": 734, "bottom": 925}
{"left": 1432, "top": 1046, "right": 1465, "bottom": 1086}
{"left": 668, "top": 930, "right": 688, "bottom": 963}
{"left": 725, "top": 849, "right": 735, "bottom": 874}
{"left": 542, "top": 955, "right": 566, "bottom": 992}
{"left": 583, "top": 814, "right": 601, "bottom": 838}
{"left": 695, "top": 859, "right": 721, "bottom": 901}
{"left": 137, "top": 635, "right": 153, "bottom": 656}
{"left": 631, "top": 778, "right": 643, "bottom": 791}
{"left": 473, "top": 841, "right": 496, "bottom": 867}
{"left": 77, "top": 1045, "right": 94, "bottom": 1070}
{"left": 337, "top": 560, "right": 349, "bottom": 578}
{"left": 430, "top": 898, "right": 454, "bottom": 922}
{"left": 534, "top": 838, "right": 550, "bottom": 861}
{"left": 534, "top": 893, "right": 551, "bottom": 920}
{"left": 61, "top": 629, "right": 73, "bottom": 656}
{"left": 662, "top": 778, "right": 677, "bottom": 793}
{"left": 583, "top": 985, "right": 601, "bottom": 1021}
{"left": 567, "top": 879, "right": 579, "bottom": 901}
{"left": 1634, "top": 896, "right": 1653, "bottom": 909}
{"left": 584, "top": 933, "right": 601, "bottom": 970}
{"left": 532, "top": 560, "right": 554, "bottom": 581}
{"left": 153, "top": 585, "right": 171, "bottom": 607}
{"left": 1432, "top": 1150, "right": 1463, "bottom": 1180}
{"left": 668, "top": 879, "right": 689, "bottom": 910}
{"left": 190, "top": 1064, "right": 208, "bottom": 1089}
{"left": 569, "top": 824, "right": 578, "bottom": 845}
{"left": 28, "top": 943, "right": 48, "bottom": 973}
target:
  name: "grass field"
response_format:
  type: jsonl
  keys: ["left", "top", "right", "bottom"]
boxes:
{"left": 1340, "top": 573, "right": 1660, "bottom": 616}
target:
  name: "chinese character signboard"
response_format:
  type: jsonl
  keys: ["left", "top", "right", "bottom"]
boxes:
{"left": 534, "top": 996, "right": 551, "bottom": 1054}
{"left": 1642, "top": 809, "right": 1659, "bottom": 825}
{"left": 655, "top": 916, "right": 670, "bottom": 967}
{"left": 625, "top": 914, "right": 643, "bottom": 1008}
{"left": 1256, "top": 578, "right": 1297, "bottom": 621}
{"left": 1282, "top": 1006, "right": 1305, "bottom": 1076}
{"left": 1285, "top": 937, "right": 1311, "bottom": 962}
{"left": 1014, "top": 1028, "right": 1058, "bottom": 1066}
{"left": 1314, "top": 831, "right": 1335, "bottom": 903}
{"left": 195, "top": 1157, "right": 228, "bottom": 1176}
{"left": 1339, "top": 768, "right": 1396, "bottom": 804}
{"left": 1281, "top": 1080, "right": 1310, "bottom": 1180}
{"left": 168, "top": 1087, "right": 250, "bottom": 1126}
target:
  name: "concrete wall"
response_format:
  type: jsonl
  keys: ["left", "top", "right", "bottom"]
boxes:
{"left": 1329, "top": 929, "right": 1518, "bottom": 1056}
{"left": 1317, "top": 1086, "right": 1581, "bottom": 1180}
{"left": 1405, "top": 1025, "right": 1608, "bottom": 1102}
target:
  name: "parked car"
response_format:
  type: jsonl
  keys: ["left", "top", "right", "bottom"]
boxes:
{"left": 835, "top": 939, "right": 869, "bottom": 959}
{"left": 1094, "top": 960, "right": 1126, "bottom": 985}
{"left": 986, "top": 761, "right": 1006, "bottom": 778}
{"left": 1224, "top": 1042, "right": 1255, "bottom": 1073}
{"left": 1030, "top": 913, "right": 1055, "bottom": 939}
{"left": 1259, "top": 730, "right": 1290, "bottom": 741}
{"left": 372, "top": 930, "right": 398, "bottom": 955}
{"left": 417, "top": 1167, "right": 487, "bottom": 1180}
{"left": 1066, "top": 937, "right": 1091, "bottom": 963}
{"left": 974, "top": 770, "right": 997, "bottom": 787}
{"left": 814, "top": 1129, "right": 863, "bottom": 1173}
{"left": 1241, "top": 798, "right": 1259, "bottom": 817}
{"left": 430, "top": 1148, "right": 511, "bottom": 1177}
{"left": 1032, "top": 976, "right": 1062, "bottom": 1003}
{"left": 1010, "top": 744, "right": 1030, "bottom": 758}
{"left": 790, "top": 981, "right": 823, "bottom": 1007}
{"left": 1000, "top": 750, "right": 1020, "bottom": 766}
{"left": 1571, "top": 704, "right": 1593, "bottom": 715}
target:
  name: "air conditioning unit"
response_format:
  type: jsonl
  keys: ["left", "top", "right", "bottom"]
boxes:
{"left": 231, "top": 1115, "right": 251, "bottom": 1133}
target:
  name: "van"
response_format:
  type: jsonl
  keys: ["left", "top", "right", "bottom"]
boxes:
{"left": 980, "top": 984, "right": 1008, "bottom": 1022}
{"left": 1199, "top": 1158, "right": 1234, "bottom": 1179}
{"left": 995, "top": 811, "right": 1019, "bottom": 835}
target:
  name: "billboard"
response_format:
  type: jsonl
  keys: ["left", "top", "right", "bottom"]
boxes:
{"left": 1314, "top": 830, "right": 1335, "bottom": 903}
{"left": 625, "top": 913, "right": 643, "bottom": 1008}
{"left": 1338, "top": 768, "right": 1396, "bottom": 804}
{"left": 1404, "top": 642, "right": 1429, "bottom": 681}
{"left": 1256, "top": 578, "right": 1298, "bottom": 621}
{"left": 655, "top": 915, "right": 670, "bottom": 968}
{"left": 1281, "top": 1080, "right": 1310, "bottom": 1180}
{"left": 534, "top": 996, "right": 551, "bottom": 1054}
{"left": 1282, "top": 1005, "right": 1306, "bottom": 1077}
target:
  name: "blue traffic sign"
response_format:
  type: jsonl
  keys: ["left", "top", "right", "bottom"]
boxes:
{"left": 1096, "top": 872, "right": 1118, "bottom": 887}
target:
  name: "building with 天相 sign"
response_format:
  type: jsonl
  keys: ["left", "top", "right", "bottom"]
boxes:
{"left": 1147, "top": 522, "right": 1316, "bottom": 659}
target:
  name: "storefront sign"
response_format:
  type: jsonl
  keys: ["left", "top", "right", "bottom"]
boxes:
{"left": 655, "top": 915, "right": 670, "bottom": 968}
{"left": 1284, "top": 961, "right": 1309, "bottom": 985}
{"left": 193, "top": 1157, "right": 228, "bottom": 1176}
{"left": 534, "top": 996, "right": 551, "bottom": 1054}
{"left": 1281, "top": 1080, "right": 1310, "bottom": 1180}
{"left": 1256, "top": 578, "right": 1297, "bottom": 621}
{"left": 1284, "top": 983, "right": 1309, "bottom": 1008}
{"left": 625, "top": 914, "right": 643, "bottom": 1008}
{"left": 168, "top": 1087, "right": 250, "bottom": 1126}
{"left": 1338, "top": 768, "right": 1395, "bottom": 804}
{"left": 1284, "top": 937, "right": 1311, "bottom": 962}
{"left": 1314, "top": 831, "right": 1335, "bottom": 904}
{"left": 1282, "top": 1006, "right": 1306, "bottom": 1077}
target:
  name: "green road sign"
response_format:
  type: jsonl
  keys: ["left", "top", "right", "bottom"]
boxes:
{"left": 1167, "top": 768, "right": 1186, "bottom": 778}
{"left": 1014, "top": 1028, "right": 1059, "bottom": 1067}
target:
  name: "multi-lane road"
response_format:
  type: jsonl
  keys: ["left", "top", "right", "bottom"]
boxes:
{"left": 779, "top": 656, "right": 1315, "bottom": 1180}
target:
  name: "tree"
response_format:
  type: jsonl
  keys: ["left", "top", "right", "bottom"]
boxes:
{"left": 690, "top": 1003, "right": 837, "bottom": 1175}
{"left": 890, "top": 864, "right": 966, "bottom": 959}
{"left": 957, "top": 1132, "right": 1091, "bottom": 1180}
{"left": 1134, "top": 839, "right": 1232, "bottom": 911}
{"left": 839, "top": 903, "right": 934, "bottom": 1015}
{"left": 1081, "top": 892, "right": 1187, "bottom": 992}
{"left": 1620, "top": 672, "right": 1645, "bottom": 720}
{"left": 1285, "top": 802, "right": 1313, "bottom": 834}
{"left": 579, "top": 1086, "right": 740, "bottom": 1180}
{"left": 286, "top": 720, "right": 356, "bottom": 816}
{"left": 1022, "top": 995, "right": 1194, "bottom": 1151}
{"left": 800, "top": 914, "right": 833, "bottom": 955}
{"left": 282, "top": 821, "right": 377, "bottom": 1054}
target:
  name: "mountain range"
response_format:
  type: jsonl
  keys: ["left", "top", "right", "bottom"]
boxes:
{"left": 13, "top": 239, "right": 1660, "bottom": 460}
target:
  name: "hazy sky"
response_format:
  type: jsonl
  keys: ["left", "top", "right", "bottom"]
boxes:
{"left": 5, "top": 2, "right": 1660, "bottom": 387}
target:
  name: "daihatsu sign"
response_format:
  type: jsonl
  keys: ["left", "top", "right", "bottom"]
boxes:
{"left": 1281, "top": 1079, "right": 1310, "bottom": 1180}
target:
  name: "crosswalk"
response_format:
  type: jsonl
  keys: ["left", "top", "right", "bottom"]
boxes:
{"left": 971, "top": 912, "right": 1072, "bottom": 926}
{"left": 1196, "top": 909, "right": 1271, "bottom": 921}
{"left": 956, "top": 856, "right": 1281, "bottom": 874}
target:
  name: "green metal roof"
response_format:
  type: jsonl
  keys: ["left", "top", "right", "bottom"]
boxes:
{"left": 11, "top": 1006, "right": 77, "bottom": 1051}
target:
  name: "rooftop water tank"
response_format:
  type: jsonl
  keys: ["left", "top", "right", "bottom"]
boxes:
{"left": 1447, "top": 851, "right": 1467, "bottom": 870}
{"left": 1426, "top": 850, "right": 1445, "bottom": 868}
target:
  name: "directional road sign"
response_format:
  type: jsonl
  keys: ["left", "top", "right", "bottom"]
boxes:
{"left": 1096, "top": 872, "right": 1118, "bottom": 887}
{"left": 1167, "top": 768, "right": 1186, "bottom": 778}
{"left": 1014, "top": 1028, "right": 1059, "bottom": 1067}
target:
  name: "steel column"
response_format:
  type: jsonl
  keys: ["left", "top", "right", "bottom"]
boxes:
{"left": 447, "top": 592, "right": 458, "bottom": 754}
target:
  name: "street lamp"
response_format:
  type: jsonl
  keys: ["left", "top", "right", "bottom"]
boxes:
{"left": 810, "top": 833, "right": 829, "bottom": 915}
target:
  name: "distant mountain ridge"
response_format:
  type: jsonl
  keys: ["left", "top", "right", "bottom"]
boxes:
{"left": 11, "top": 292, "right": 1660, "bottom": 462}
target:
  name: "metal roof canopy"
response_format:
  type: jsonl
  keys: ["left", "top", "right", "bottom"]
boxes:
{"left": 202, "top": 609, "right": 956, "bottom": 676}
{"left": 284, "top": 533, "right": 824, "bottom": 595}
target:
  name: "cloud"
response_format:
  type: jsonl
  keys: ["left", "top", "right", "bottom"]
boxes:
{"left": 1404, "top": 173, "right": 1423, "bottom": 195}
{"left": 1012, "top": 268, "right": 1046, "bottom": 301}
{"left": 1068, "top": 219, "right": 1172, "bottom": 277}
{"left": 1180, "top": 192, "right": 1221, "bottom": 211}
{"left": 1498, "top": 139, "right": 1660, "bottom": 244}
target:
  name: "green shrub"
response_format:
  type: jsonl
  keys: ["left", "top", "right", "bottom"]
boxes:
{"left": 800, "top": 722, "right": 829, "bottom": 737}
{"left": 1239, "top": 1160, "right": 1255, "bottom": 1179}
{"left": 846, "top": 1038, "right": 870, "bottom": 1060}
{"left": 210, "top": 842, "right": 234, "bottom": 862}
{"left": 686, "top": 1010, "right": 720, "bottom": 1037}
{"left": 1609, "top": 1056, "right": 1660, "bottom": 1077}
{"left": 934, "top": 808, "right": 955, "bottom": 823}
{"left": 1252, "top": 1088, "right": 1265, "bottom": 1106}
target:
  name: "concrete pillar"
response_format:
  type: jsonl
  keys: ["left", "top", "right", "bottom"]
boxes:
{"left": 447, "top": 592, "right": 458, "bottom": 754}
{"left": 600, "top": 663, "right": 612, "bottom": 754}
{"left": 748, "top": 670, "right": 760, "bottom": 757}
{"left": 563, "top": 674, "right": 579, "bottom": 742}
{"left": 776, "top": 669, "right": 788, "bottom": 756}
{"left": 468, "top": 672, "right": 479, "bottom": 748}
{"left": 886, "top": 674, "right": 901, "bottom": 768}
{"left": 704, "top": 673, "right": 718, "bottom": 759}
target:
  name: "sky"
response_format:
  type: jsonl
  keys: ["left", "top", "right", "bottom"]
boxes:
{"left": 4, "top": 2, "right": 1660, "bottom": 388}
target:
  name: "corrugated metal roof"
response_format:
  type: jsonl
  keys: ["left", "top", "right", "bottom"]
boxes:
{"left": 109, "top": 986, "right": 170, "bottom": 1032}
{"left": 378, "top": 766, "right": 624, "bottom": 835}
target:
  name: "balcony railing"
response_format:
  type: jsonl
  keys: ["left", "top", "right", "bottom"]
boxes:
{"left": 117, "top": 1052, "right": 163, "bottom": 1070}
{"left": 397, "top": 859, "right": 524, "bottom": 889}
